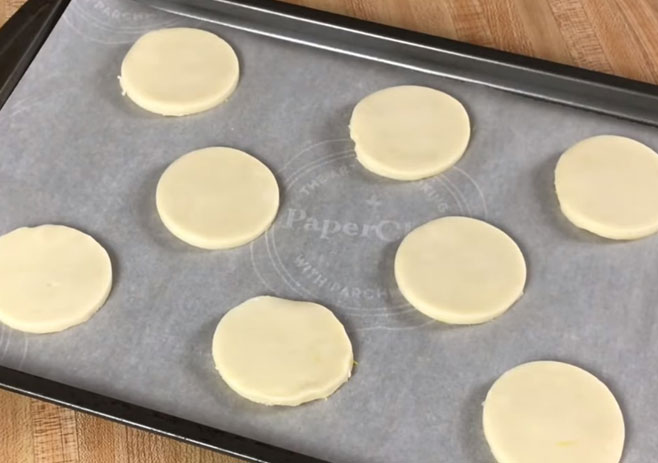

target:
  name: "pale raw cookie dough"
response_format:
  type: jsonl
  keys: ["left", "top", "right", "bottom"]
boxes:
{"left": 555, "top": 135, "right": 658, "bottom": 240}
{"left": 212, "top": 296, "right": 353, "bottom": 406}
{"left": 394, "top": 216, "right": 526, "bottom": 324}
{"left": 483, "top": 361, "right": 625, "bottom": 463}
{"left": 156, "top": 147, "right": 279, "bottom": 250}
{"left": 0, "top": 225, "right": 112, "bottom": 334}
{"left": 349, "top": 85, "right": 470, "bottom": 180}
{"left": 119, "top": 28, "right": 239, "bottom": 116}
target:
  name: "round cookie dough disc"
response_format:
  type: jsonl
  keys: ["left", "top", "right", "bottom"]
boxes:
{"left": 212, "top": 296, "right": 354, "bottom": 406}
{"left": 555, "top": 135, "right": 658, "bottom": 240}
{"left": 483, "top": 361, "right": 625, "bottom": 463}
{"left": 0, "top": 225, "right": 112, "bottom": 334}
{"left": 120, "top": 28, "right": 239, "bottom": 116}
{"left": 349, "top": 85, "right": 470, "bottom": 180}
{"left": 394, "top": 216, "right": 526, "bottom": 324}
{"left": 156, "top": 147, "right": 280, "bottom": 250}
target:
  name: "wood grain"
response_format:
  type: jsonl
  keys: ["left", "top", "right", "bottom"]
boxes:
{"left": 0, "top": 0, "right": 22, "bottom": 25}
{"left": 283, "top": 0, "right": 658, "bottom": 83}
{"left": 1, "top": 0, "right": 658, "bottom": 462}
{"left": 0, "top": 389, "right": 238, "bottom": 462}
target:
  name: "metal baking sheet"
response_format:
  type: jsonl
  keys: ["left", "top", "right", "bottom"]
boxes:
{"left": 1, "top": 0, "right": 657, "bottom": 462}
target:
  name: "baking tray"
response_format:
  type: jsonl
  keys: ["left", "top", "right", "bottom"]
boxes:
{"left": 1, "top": 1, "right": 658, "bottom": 462}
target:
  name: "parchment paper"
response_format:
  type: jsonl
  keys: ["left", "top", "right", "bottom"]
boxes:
{"left": 1, "top": 1, "right": 657, "bottom": 461}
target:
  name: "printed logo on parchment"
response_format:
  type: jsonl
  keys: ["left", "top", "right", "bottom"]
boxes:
{"left": 251, "top": 139, "right": 487, "bottom": 331}
{"left": 63, "top": 0, "right": 178, "bottom": 44}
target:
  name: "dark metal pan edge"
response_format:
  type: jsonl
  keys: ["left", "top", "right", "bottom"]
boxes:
{"left": 1, "top": 1, "right": 658, "bottom": 462}
{"left": 0, "top": 0, "right": 70, "bottom": 109}
{"left": 0, "top": 365, "right": 330, "bottom": 463}
{"left": 138, "top": 0, "right": 658, "bottom": 127}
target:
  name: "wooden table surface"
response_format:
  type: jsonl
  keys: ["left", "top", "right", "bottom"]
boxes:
{"left": 1, "top": 0, "right": 658, "bottom": 462}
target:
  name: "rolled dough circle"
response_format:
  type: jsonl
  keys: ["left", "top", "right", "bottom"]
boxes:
{"left": 119, "top": 28, "right": 239, "bottom": 116}
{"left": 483, "top": 361, "right": 625, "bottom": 463}
{"left": 156, "top": 147, "right": 280, "bottom": 250}
{"left": 0, "top": 225, "right": 112, "bottom": 334}
{"left": 555, "top": 135, "right": 658, "bottom": 240}
{"left": 212, "top": 296, "right": 353, "bottom": 406}
{"left": 349, "top": 85, "right": 470, "bottom": 180}
{"left": 394, "top": 216, "right": 526, "bottom": 324}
